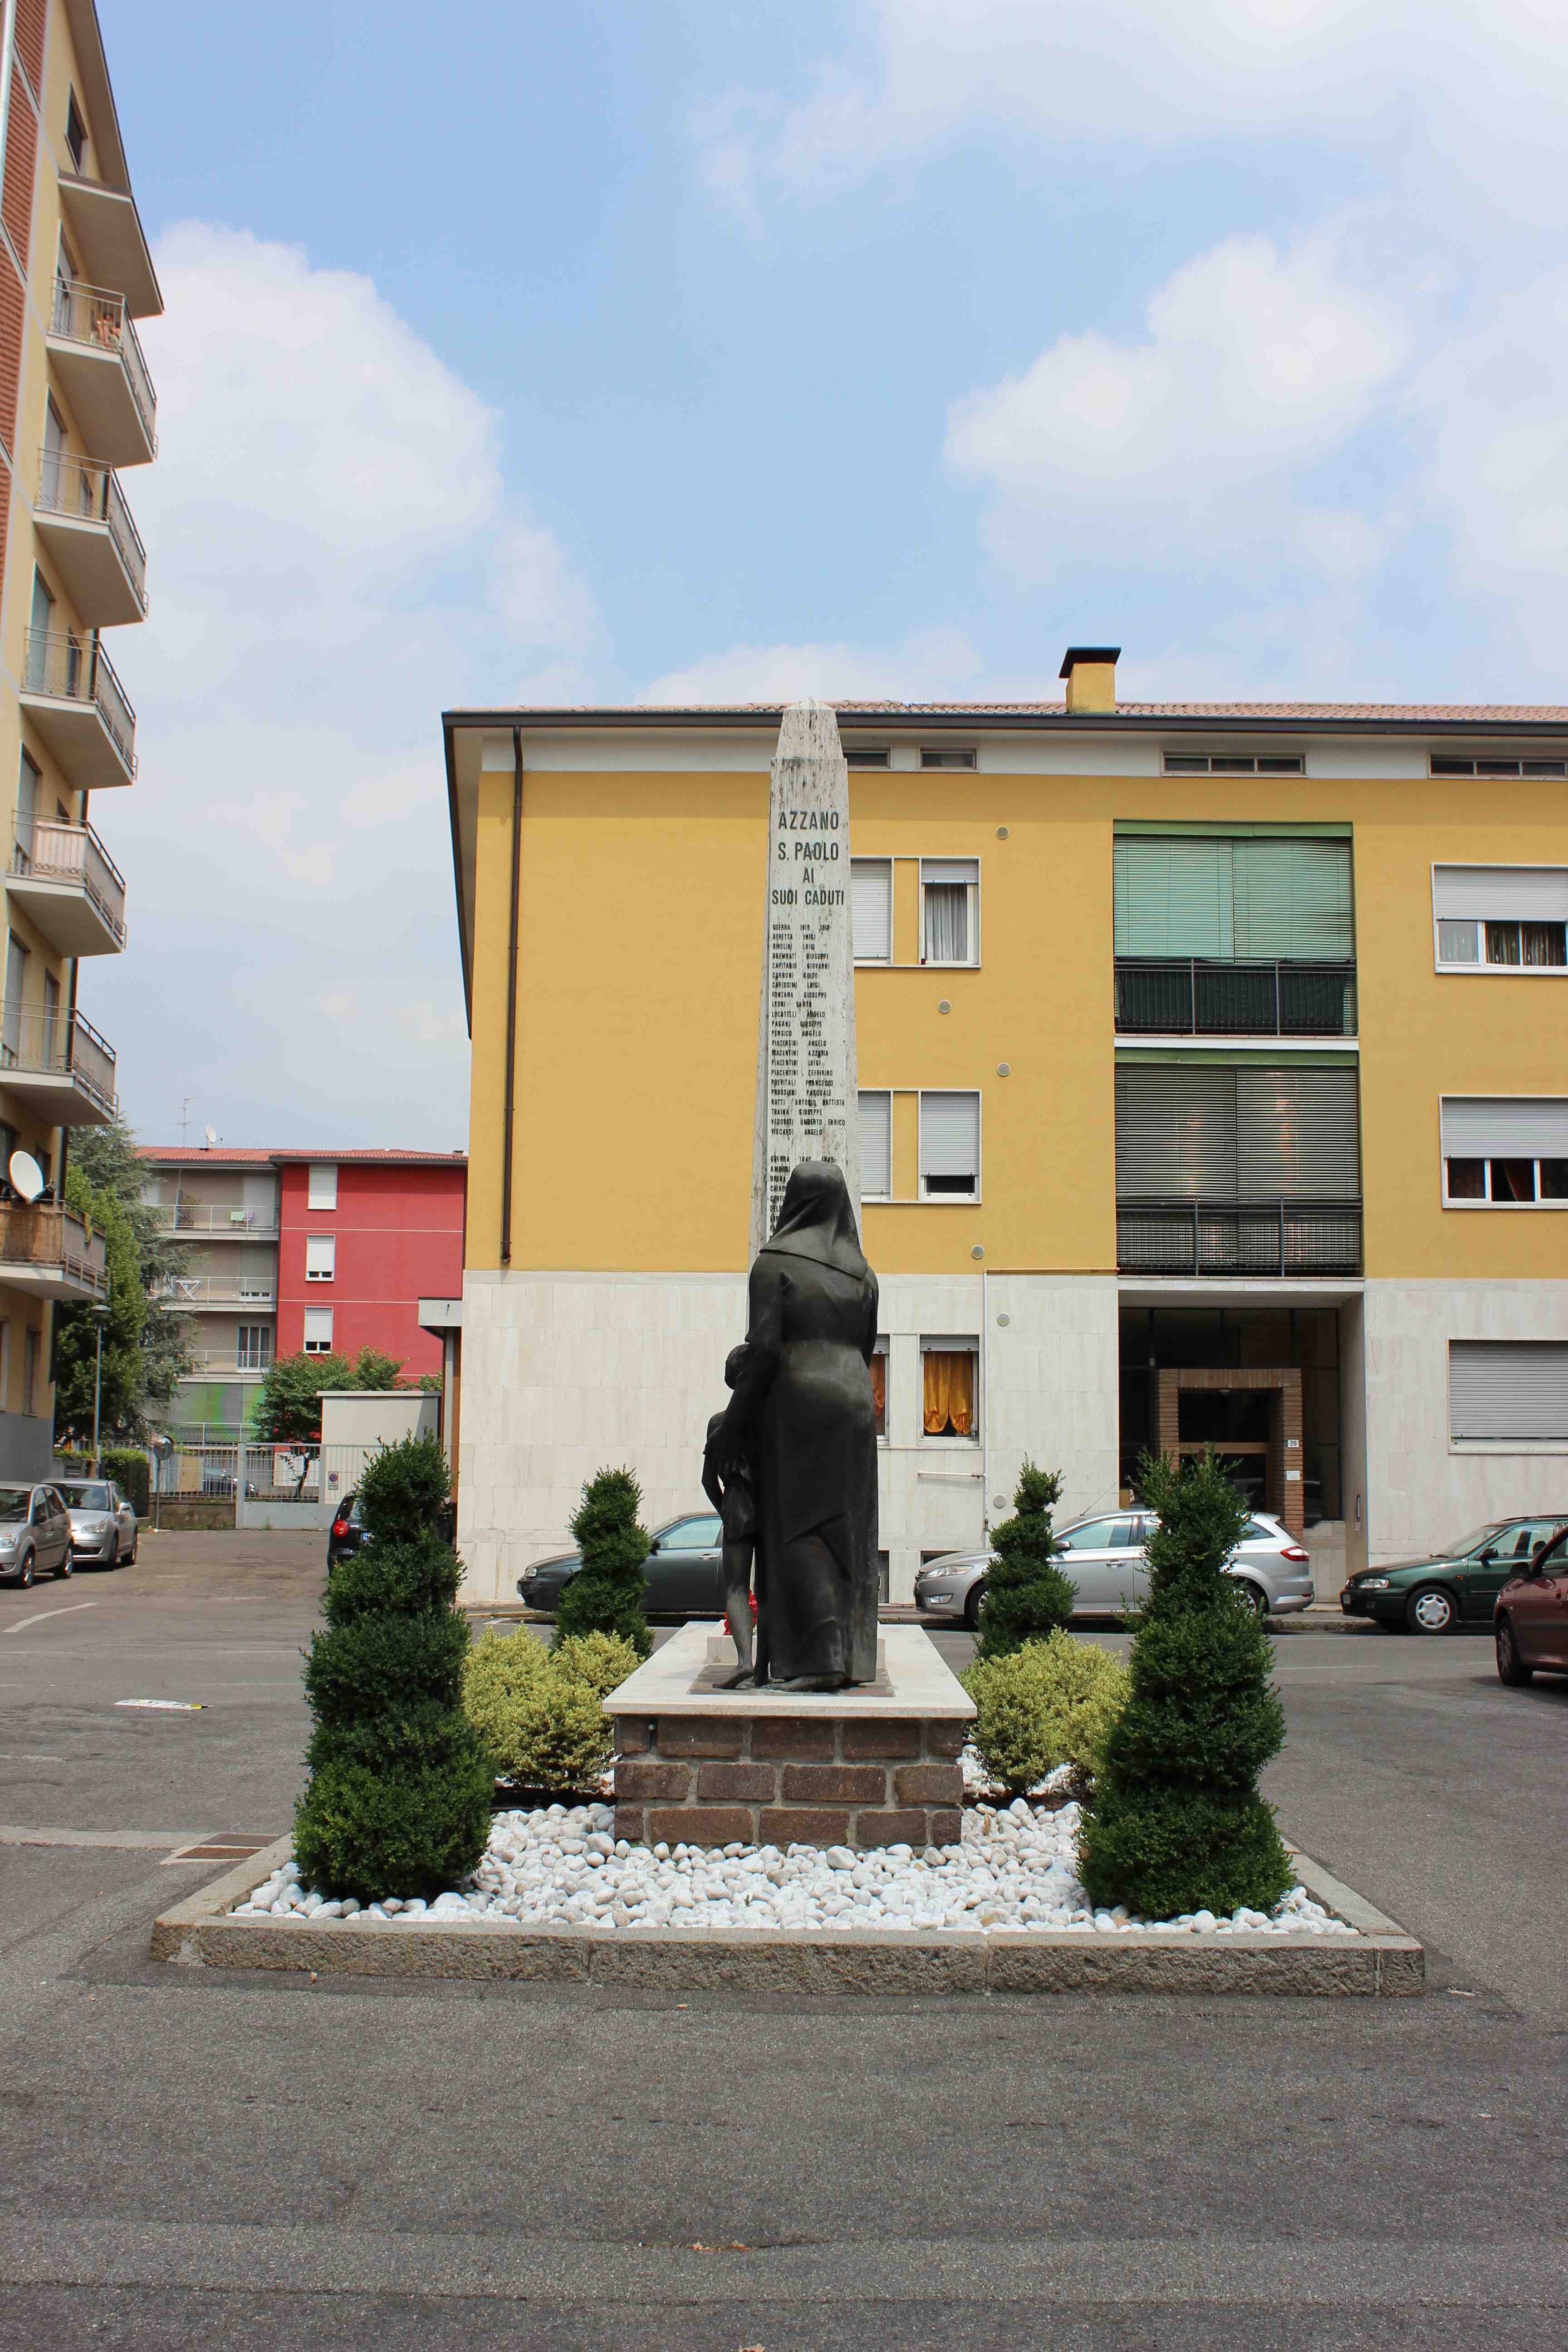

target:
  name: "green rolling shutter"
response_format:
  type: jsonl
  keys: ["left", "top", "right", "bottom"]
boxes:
{"left": 1117, "top": 1064, "right": 1360, "bottom": 1199}
{"left": 1113, "top": 838, "right": 1235, "bottom": 957}
{"left": 1232, "top": 840, "right": 1353, "bottom": 960}
{"left": 1114, "top": 1065, "right": 1238, "bottom": 1196}
{"left": 1114, "top": 836, "right": 1353, "bottom": 960}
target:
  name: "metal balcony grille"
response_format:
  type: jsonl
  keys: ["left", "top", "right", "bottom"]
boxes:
{"left": 10, "top": 809, "right": 127, "bottom": 943}
{"left": 1114, "top": 959, "right": 1357, "bottom": 1037}
{"left": 49, "top": 275, "right": 157, "bottom": 446}
{"left": 0, "top": 1004, "right": 117, "bottom": 1114}
{"left": 35, "top": 451, "right": 148, "bottom": 606}
{"left": 1117, "top": 1198, "right": 1363, "bottom": 1276}
{"left": 21, "top": 630, "right": 137, "bottom": 776}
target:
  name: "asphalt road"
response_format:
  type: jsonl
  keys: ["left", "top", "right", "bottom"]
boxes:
{"left": 0, "top": 1532, "right": 1563, "bottom": 2350}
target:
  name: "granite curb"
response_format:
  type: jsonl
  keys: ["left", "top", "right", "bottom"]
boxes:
{"left": 149, "top": 1837, "right": 1423, "bottom": 1998}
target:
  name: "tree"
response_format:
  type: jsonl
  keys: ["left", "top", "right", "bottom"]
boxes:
{"left": 52, "top": 1114, "right": 193, "bottom": 1447}
{"left": 974, "top": 1460, "right": 1078, "bottom": 1660}
{"left": 294, "top": 1433, "right": 492, "bottom": 1902}
{"left": 1077, "top": 1449, "right": 1293, "bottom": 1922}
{"left": 251, "top": 1344, "right": 413, "bottom": 1444}
{"left": 553, "top": 1466, "right": 652, "bottom": 1659}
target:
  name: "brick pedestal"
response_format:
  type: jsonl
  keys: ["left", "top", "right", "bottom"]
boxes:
{"left": 612, "top": 1710, "right": 965, "bottom": 1850}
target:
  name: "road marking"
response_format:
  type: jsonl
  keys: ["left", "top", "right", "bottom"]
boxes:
{"left": 115, "top": 1699, "right": 205, "bottom": 1711}
{"left": 0, "top": 1825, "right": 203, "bottom": 1849}
{"left": 2, "top": 1602, "right": 97, "bottom": 1636}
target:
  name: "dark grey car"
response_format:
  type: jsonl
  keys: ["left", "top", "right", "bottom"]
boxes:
{"left": 517, "top": 1512, "right": 727, "bottom": 1617}
{"left": 0, "top": 1483, "right": 74, "bottom": 1586}
{"left": 53, "top": 1478, "right": 137, "bottom": 1567}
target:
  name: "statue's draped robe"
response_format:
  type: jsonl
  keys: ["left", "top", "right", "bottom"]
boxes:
{"left": 719, "top": 1163, "right": 879, "bottom": 1685}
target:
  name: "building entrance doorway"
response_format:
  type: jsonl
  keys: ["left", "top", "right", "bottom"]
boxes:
{"left": 1151, "top": 1365, "right": 1304, "bottom": 1539}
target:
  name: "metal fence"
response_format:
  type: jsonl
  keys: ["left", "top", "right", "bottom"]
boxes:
{"left": 1117, "top": 1197, "right": 1364, "bottom": 1276}
{"left": 35, "top": 450, "right": 148, "bottom": 606}
{"left": 21, "top": 627, "right": 137, "bottom": 777}
{"left": 1114, "top": 958, "right": 1357, "bottom": 1037}
{"left": 49, "top": 274, "right": 157, "bottom": 446}
{"left": 10, "top": 808, "right": 128, "bottom": 944}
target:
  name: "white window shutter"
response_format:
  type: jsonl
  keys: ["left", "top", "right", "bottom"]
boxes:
{"left": 852, "top": 860, "right": 892, "bottom": 960}
{"left": 1450, "top": 1342, "right": 1568, "bottom": 1440}
{"left": 306, "top": 1235, "right": 335, "bottom": 1280}
{"left": 1441, "top": 1098, "right": 1568, "bottom": 1158}
{"left": 308, "top": 1162, "right": 338, "bottom": 1210}
{"left": 858, "top": 1091, "right": 892, "bottom": 1196}
{"left": 1433, "top": 866, "right": 1568, "bottom": 921}
{"left": 303, "top": 1307, "right": 333, "bottom": 1349}
{"left": 920, "top": 1092, "right": 979, "bottom": 1179}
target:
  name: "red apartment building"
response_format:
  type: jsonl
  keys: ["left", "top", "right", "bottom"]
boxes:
{"left": 139, "top": 1147, "right": 466, "bottom": 1431}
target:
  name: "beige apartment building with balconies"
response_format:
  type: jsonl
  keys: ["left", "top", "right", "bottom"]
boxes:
{"left": 0, "top": 1, "right": 155, "bottom": 1472}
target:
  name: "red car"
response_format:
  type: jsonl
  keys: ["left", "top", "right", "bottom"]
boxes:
{"left": 1495, "top": 1529, "right": 1568, "bottom": 1684}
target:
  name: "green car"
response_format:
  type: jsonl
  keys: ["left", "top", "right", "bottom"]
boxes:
{"left": 1341, "top": 1514, "right": 1568, "bottom": 1634}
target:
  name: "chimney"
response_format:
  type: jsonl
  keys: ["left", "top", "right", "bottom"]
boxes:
{"left": 1060, "top": 645, "right": 1121, "bottom": 715}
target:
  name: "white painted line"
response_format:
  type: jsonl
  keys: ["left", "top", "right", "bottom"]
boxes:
{"left": 116, "top": 1699, "right": 205, "bottom": 1711}
{"left": 3, "top": 1602, "right": 97, "bottom": 1636}
{"left": 0, "top": 1825, "right": 203, "bottom": 1849}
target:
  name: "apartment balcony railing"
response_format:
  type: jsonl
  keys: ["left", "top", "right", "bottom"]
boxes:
{"left": 1114, "top": 959, "right": 1357, "bottom": 1038}
{"left": 146, "top": 1202, "right": 281, "bottom": 1239}
{"left": 1117, "top": 1197, "right": 1364, "bottom": 1278}
{"left": 181, "top": 1348, "right": 275, "bottom": 1376}
{"left": 20, "top": 629, "right": 137, "bottom": 788}
{"left": 0, "top": 1004, "right": 117, "bottom": 1124}
{"left": 46, "top": 276, "right": 157, "bottom": 464}
{"left": 159, "top": 1274, "right": 276, "bottom": 1309}
{"left": 34, "top": 451, "right": 148, "bottom": 622}
{"left": 7, "top": 809, "right": 127, "bottom": 956}
{"left": 0, "top": 1200, "right": 107, "bottom": 1302}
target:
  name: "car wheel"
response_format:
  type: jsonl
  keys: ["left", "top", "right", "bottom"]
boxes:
{"left": 1495, "top": 1615, "right": 1534, "bottom": 1686}
{"left": 1406, "top": 1584, "right": 1459, "bottom": 1635}
{"left": 125, "top": 1530, "right": 137, "bottom": 1563}
{"left": 963, "top": 1583, "right": 986, "bottom": 1631}
{"left": 1235, "top": 1580, "right": 1270, "bottom": 1619}
{"left": 56, "top": 1544, "right": 72, "bottom": 1579}
{"left": 13, "top": 1549, "right": 33, "bottom": 1588}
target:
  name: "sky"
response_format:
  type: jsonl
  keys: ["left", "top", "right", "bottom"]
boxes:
{"left": 92, "top": 0, "right": 1568, "bottom": 1148}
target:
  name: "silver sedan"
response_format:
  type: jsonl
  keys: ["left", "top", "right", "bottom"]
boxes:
{"left": 913, "top": 1509, "right": 1314, "bottom": 1627}
{"left": 53, "top": 1479, "right": 138, "bottom": 1568}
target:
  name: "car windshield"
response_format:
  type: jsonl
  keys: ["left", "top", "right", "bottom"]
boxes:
{"left": 61, "top": 1484, "right": 112, "bottom": 1509}
{"left": 1442, "top": 1524, "right": 1507, "bottom": 1558}
{"left": 0, "top": 1486, "right": 31, "bottom": 1522}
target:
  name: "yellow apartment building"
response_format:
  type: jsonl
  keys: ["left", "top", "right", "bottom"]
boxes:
{"left": 442, "top": 651, "right": 1568, "bottom": 1603}
{"left": 0, "top": 0, "right": 153, "bottom": 1471}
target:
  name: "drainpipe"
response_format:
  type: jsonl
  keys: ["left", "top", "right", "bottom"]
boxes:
{"left": 499, "top": 727, "right": 522, "bottom": 1264}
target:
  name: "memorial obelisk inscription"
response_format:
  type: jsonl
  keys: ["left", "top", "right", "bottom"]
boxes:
{"left": 749, "top": 701, "right": 860, "bottom": 1258}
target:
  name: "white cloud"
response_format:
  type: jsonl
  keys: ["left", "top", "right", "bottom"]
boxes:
{"left": 642, "top": 626, "right": 986, "bottom": 704}
{"left": 103, "top": 225, "right": 597, "bottom": 1147}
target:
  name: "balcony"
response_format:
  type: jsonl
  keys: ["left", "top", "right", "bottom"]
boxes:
{"left": 1117, "top": 1198, "right": 1363, "bottom": 1277}
{"left": 0, "top": 1005, "right": 117, "bottom": 1125}
{"left": 19, "top": 630, "right": 137, "bottom": 789}
{"left": 57, "top": 176, "right": 162, "bottom": 322}
{"left": 1115, "top": 959, "right": 1357, "bottom": 1038}
{"left": 34, "top": 453, "right": 148, "bottom": 624}
{"left": 159, "top": 1275, "right": 275, "bottom": 1311}
{"left": 146, "top": 1203, "right": 280, "bottom": 1240}
{"left": 180, "top": 1348, "right": 274, "bottom": 1377}
{"left": 0, "top": 1200, "right": 106, "bottom": 1301}
{"left": 7, "top": 811, "right": 127, "bottom": 956}
{"left": 46, "top": 277, "right": 157, "bottom": 465}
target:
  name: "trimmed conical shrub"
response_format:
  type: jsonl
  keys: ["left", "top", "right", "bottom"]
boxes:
{"left": 975, "top": 1460, "right": 1078, "bottom": 1660}
{"left": 1077, "top": 1448, "right": 1292, "bottom": 1921}
{"left": 552, "top": 1467, "right": 652, "bottom": 1659}
{"left": 294, "top": 1434, "right": 492, "bottom": 1903}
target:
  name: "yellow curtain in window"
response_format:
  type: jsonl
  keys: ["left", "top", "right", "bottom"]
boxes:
{"left": 923, "top": 1349, "right": 975, "bottom": 1436}
{"left": 870, "top": 1352, "right": 886, "bottom": 1433}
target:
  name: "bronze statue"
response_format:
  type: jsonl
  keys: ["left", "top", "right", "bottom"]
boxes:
{"left": 709, "top": 1160, "right": 879, "bottom": 1691}
{"left": 702, "top": 1346, "right": 758, "bottom": 1689}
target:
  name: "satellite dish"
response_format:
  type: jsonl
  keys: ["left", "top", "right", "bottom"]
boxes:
{"left": 8, "top": 1151, "right": 44, "bottom": 1204}
{"left": 204, "top": 1125, "right": 218, "bottom": 1147}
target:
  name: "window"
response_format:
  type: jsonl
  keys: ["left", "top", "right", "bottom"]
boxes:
{"left": 858, "top": 1090, "right": 892, "bottom": 1199}
{"left": 921, "top": 859, "right": 978, "bottom": 965}
{"left": 919, "top": 1091, "right": 980, "bottom": 1199}
{"left": 26, "top": 572, "right": 53, "bottom": 690}
{"left": 921, "top": 1338, "right": 978, "bottom": 1437}
{"left": 851, "top": 858, "right": 892, "bottom": 961}
{"left": 305, "top": 1235, "right": 336, "bottom": 1281}
{"left": 1115, "top": 1065, "right": 1361, "bottom": 1199}
{"left": 42, "top": 973, "right": 58, "bottom": 1063}
{"left": 236, "top": 1325, "right": 274, "bottom": 1371}
{"left": 303, "top": 1308, "right": 333, "bottom": 1353}
{"left": 3, "top": 932, "right": 29, "bottom": 1060}
{"left": 1113, "top": 835, "right": 1353, "bottom": 961}
{"left": 15, "top": 749, "right": 39, "bottom": 867}
{"left": 1431, "top": 755, "right": 1566, "bottom": 779}
{"left": 1450, "top": 1342, "right": 1568, "bottom": 1442}
{"left": 1441, "top": 1098, "right": 1568, "bottom": 1208}
{"left": 308, "top": 1162, "right": 337, "bottom": 1209}
{"left": 64, "top": 90, "right": 87, "bottom": 173}
{"left": 1057, "top": 1515, "right": 1134, "bottom": 1550}
{"left": 1433, "top": 868, "right": 1568, "bottom": 971}
{"left": 661, "top": 1514, "right": 721, "bottom": 1549}
{"left": 23, "top": 1328, "right": 39, "bottom": 1416}
{"left": 871, "top": 1340, "right": 887, "bottom": 1438}
{"left": 920, "top": 747, "right": 976, "bottom": 770}
{"left": 845, "top": 747, "right": 889, "bottom": 769}
{"left": 1162, "top": 753, "right": 1304, "bottom": 775}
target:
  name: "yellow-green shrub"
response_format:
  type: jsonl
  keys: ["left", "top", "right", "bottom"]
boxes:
{"left": 462, "top": 1628, "right": 617, "bottom": 1789}
{"left": 550, "top": 1630, "right": 642, "bottom": 1704}
{"left": 961, "top": 1633, "right": 1130, "bottom": 1794}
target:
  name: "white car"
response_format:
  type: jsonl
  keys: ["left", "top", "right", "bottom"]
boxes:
{"left": 53, "top": 1478, "right": 138, "bottom": 1567}
{"left": 914, "top": 1508, "right": 1313, "bottom": 1627}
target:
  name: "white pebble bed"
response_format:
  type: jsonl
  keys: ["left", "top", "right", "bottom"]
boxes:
{"left": 233, "top": 1798, "right": 1355, "bottom": 1939}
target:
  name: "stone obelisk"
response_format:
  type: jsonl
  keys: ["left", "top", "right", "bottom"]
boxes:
{"left": 750, "top": 701, "right": 860, "bottom": 1259}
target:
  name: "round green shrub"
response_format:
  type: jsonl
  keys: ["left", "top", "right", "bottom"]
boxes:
{"left": 975, "top": 1460, "right": 1079, "bottom": 1660}
{"left": 293, "top": 1740, "right": 495, "bottom": 1905}
{"left": 552, "top": 1467, "right": 652, "bottom": 1658}
{"left": 1074, "top": 1785, "right": 1293, "bottom": 1923}
{"left": 356, "top": 1432, "right": 452, "bottom": 1546}
{"left": 962, "top": 1632, "right": 1129, "bottom": 1793}
{"left": 550, "top": 1629, "right": 643, "bottom": 1702}
{"left": 322, "top": 1534, "right": 461, "bottom": 1625}
{"left": 462, "top": 1630, "right": 611, "bottom": 1788}
{"left": 304, "top": 1608, "right": 471, "bottom": 1728}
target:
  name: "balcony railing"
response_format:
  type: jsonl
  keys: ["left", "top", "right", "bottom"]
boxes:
{"left": 181, "top": 1347, "right": 275, "bottom": 1375}
{"left": 22, "top": 630, "right": 137, "bottom": 777}
{"left": 1114, "top": 959, "right": 1357, "bottom": 1037}
{"left": 9, "top": 809, "right": 127, "bottom": 945}
{"left": 35, "top": 451, "right": 148, "bottom": 608}
{"left": 159, "top": 1275, "right": 276, "bottom": 1308}
{"left": 146, "top": 1202, "right": 280, "bottom": 1238}
{"left": 0, "top": 1200, "right": 106, "bottom": 1296}
{"left": 0, "top": 1004, "right": 116, "bottom": 1114}
{"left": 49, "top": 275, "right": 157, "bottom": 447}
{"left": 1117, "top": 1197, "right": 1363, "bottom": 1277}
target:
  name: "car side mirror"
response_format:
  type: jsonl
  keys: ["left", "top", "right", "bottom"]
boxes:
{"left": 1479, "top": 1548, "right": 1496, "bottom": 1564}
{"left": 647, "top": 1537, "right": 661, "bottom": 1553}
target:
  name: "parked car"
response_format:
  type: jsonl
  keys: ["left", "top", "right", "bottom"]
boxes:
{"left": 1340, "top": 1514, "right": 1568, "bottom": 1634}
{"left": 517, "top": 1511, "right": 728, "bottom": 1617}
{"left": 1494, "top": 1526, "right": 1568, "bottom": 1684}
{"left": 53, "top": 1478, "right": 137, "bottom": 1567}
{"left": 914, "top": 1509, "right": 1313, "bottom": 1628}
{"left": 327, "top": 1492, "right": 366, "bottom": 1566}
{"left": 0, "top": 1482, "right": 74, "bottom": 1586}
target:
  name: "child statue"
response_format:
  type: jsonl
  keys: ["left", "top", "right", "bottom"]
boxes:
{"left": 702, "top": 1344, "right": 758, "bottom": 1688}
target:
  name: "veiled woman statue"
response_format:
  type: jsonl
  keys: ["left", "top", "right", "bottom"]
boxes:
{"left": 706, "top": 1161, "right": 880, "bottom": 1691}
